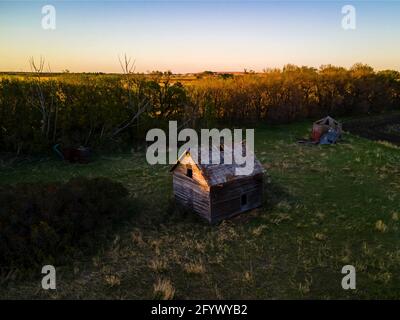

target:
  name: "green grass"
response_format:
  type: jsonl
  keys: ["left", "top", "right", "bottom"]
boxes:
{"left": 1, "top": 121, "right": 399, "bottom": 299}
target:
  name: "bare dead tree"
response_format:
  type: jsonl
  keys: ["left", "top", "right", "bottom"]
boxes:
{"left": 119, "top": 54, "right": 136, "bottom": 105}
{"left": 29, "top": 56, "right": 47, "bottom": 135}
{"left": 47, "top": 62, "right": 56, "bottom": 141}
{"left": 29, "top": 56, "right": 56, "bottom": 142}
{"left": 111, "top": 55, "right": 150, "bottom": 147}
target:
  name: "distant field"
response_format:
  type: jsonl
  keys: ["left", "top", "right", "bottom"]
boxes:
{"left": 0, "top": 71, "right": 205, "bottom": 85}
{"left": 1, "top": 121, "right": 399, "bottom": 299}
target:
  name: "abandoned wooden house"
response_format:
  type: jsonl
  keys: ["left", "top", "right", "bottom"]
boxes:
{"left": 170, "top": 144, "right": 264, "bottom": 223}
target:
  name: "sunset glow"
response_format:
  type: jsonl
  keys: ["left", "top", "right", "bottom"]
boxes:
{"left": 1, "top": 0, "right": 399, "bottom": 73}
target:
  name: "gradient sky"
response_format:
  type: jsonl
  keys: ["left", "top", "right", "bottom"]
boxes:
{"left": 0, "top": 1, "right": 399, "bottom": 73}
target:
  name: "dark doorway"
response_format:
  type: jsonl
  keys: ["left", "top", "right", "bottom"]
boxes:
{"left": 241, "top": 194, "right": 248, "bottom": 207}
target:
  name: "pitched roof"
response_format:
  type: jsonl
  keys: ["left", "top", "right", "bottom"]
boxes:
{"left": 314, "top": 116, "right": 341, "bottom": 127}
{"left": 170, "top": 143, "right": 264, "bottom": 186}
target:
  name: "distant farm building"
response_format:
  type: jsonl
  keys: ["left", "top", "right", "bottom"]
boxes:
{"left": 170, "top": 144, "right": 264, "bottom": 223}
{"left": 311, "top": 116, "right": 342, "bottom": 143}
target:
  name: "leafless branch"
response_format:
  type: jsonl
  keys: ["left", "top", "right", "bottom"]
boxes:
{"left": 110, "top": 54, "right": 152, "bottom": 141}
{"left": 119, "top": 54, "right": 136, "bottom": 75}
{"left": 110, "top": 99, "right": 150, "bottom": 138}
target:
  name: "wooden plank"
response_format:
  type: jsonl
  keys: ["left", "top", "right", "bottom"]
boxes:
{"left": 173, "top": 174, "right": 211, "bottom": 220}
{"left": 210, "top": 173, "right": 263, "bottom": 222}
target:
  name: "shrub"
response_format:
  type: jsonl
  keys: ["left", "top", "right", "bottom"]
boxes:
{"left": 0, "top": 177, "right": 130, "bottom": 272}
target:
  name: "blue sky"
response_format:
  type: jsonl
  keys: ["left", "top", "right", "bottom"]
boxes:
{"left": 0, "top": 1, "right": 399, "bottom": 72}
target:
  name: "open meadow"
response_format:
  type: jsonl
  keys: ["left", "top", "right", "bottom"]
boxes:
{"left": 1, "top": 122, "right": 399, "bottom": 299}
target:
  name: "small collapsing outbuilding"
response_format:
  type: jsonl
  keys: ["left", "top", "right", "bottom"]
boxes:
{"left": 311, "top": 116, "right": 342, "bottom": 144}
{"left": 170, "top": 144, "right": 264, "bottom": 223}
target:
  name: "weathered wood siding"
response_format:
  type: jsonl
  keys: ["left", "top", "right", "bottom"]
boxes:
{"left": 171, "top": 153, "right": 264, "bottom": 223}
{"left": 209, "top": 173, "right": 263, "bottom": 223}
{"left": 172, "top": 155, "right": 211, "bottom": 221}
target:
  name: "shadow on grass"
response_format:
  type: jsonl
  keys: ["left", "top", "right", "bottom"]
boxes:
{"left": 157, "top": 176, "right": 296, "bottom": 227}
{"left": 264, "top": 179, "right": 295, "bottom": 210}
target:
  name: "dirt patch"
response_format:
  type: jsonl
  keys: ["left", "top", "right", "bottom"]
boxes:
{"left": 343, "top": 114, "right": 400, "bottom": 145}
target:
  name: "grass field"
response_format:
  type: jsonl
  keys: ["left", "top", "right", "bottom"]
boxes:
{"left": 1, "top": 122, "right": 399, "bottom": 299}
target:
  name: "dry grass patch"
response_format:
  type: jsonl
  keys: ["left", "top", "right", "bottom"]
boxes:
{"left": 251, "top": 225, "right": 267, "bottom": 237}
{"left": 148, "top": 257, "right": 168, "bottom": 272}
{"left": 183, "top": 260, "right": 206, "bottom": 274}
{"left": 104, "top": 274, "right": 121, "bottom": 287}
{"left": 153, "top": 278, "right": 175, "bottom": 300}
{"left": 243, "top": 271, "right": 253, "bottom": 282}
{"left": 375, "top": 220, "right": 388, "bottom": 233}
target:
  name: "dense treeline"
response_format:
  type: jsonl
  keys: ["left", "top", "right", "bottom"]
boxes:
{"left": 0, "top": 63, "right": 399, "bottom": 154}
{"left": 191, "top": 64, "right": 400, "bottom": 124}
